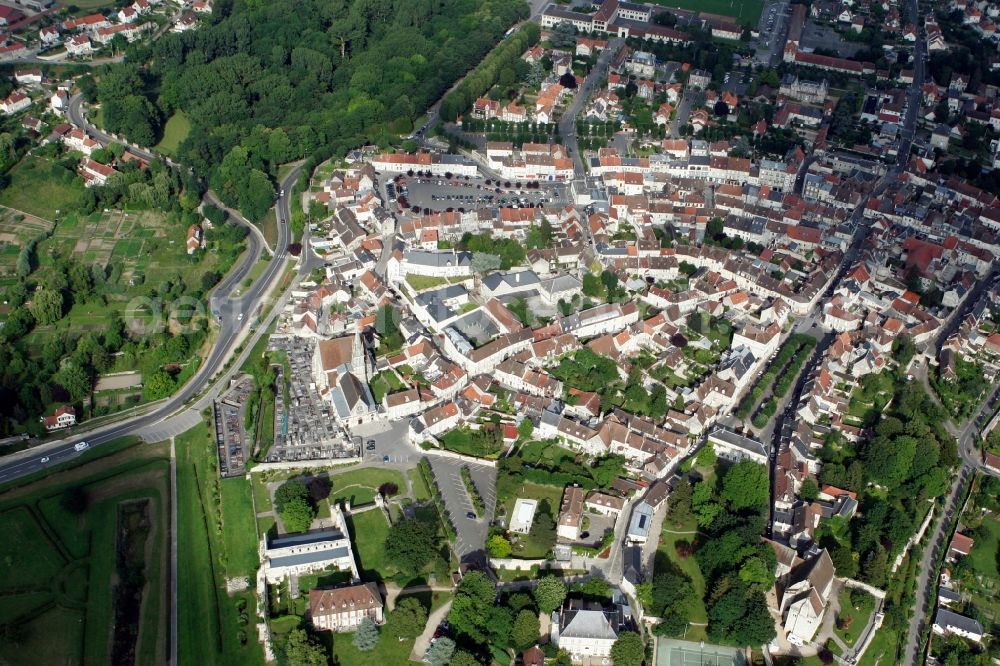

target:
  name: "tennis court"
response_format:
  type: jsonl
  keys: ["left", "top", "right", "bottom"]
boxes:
{"left": 656, "top": 638, "right": 746, "bottom": 666}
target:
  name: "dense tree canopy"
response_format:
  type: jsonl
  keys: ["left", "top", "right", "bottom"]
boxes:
{"left": 384, "top": 518, "right": 437, "bottom": 574}
{"left": 96, "top": 0, "right": 528, "bottom": 221}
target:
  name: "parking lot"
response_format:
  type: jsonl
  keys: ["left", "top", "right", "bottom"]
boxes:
{"left": 390, "top": 174, "right": 559, "bottom": 216}
{"left": 425, "top": 455, "right": 497, "bottom": 563}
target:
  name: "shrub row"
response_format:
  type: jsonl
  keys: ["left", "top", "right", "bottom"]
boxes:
{"left": 736, "top": 334, "right": 817, "bottom": 419}
{"left": 461, "top": 465, "right": 486, "bottom": 517}
{"left": 418, "top": 457, "right": 457, "bottom": 541}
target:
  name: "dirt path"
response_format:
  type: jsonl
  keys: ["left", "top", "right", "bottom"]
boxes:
{"left": 410, "top": 598, "right": 453, "bottom": 662}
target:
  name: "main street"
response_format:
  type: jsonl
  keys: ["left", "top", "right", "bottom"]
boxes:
{"left": 0, "top": 105, "right": 306, "bottom": 483}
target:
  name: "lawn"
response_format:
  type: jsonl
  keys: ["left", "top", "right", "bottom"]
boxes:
{"left": 0, "top": 606, "right": 86, "bottom": 665}
{"left": 347, "top": 509, "right": 394, "bottom": 579}
{"left": 834, "top": 588, "right": 874, "bottom": 647}
{"left": 251, "top": 474, "right": 273, "bottom": 512}
{"left": 655, "top": 516, "right": 709, "bottom": 637}
{"left": 327, "top": 623, "right": 418, "bottom": 666}
{"left": 155, "top": 110, "right": 191, "bottom": 155}
{"left": 327, "top": 468, "right": 406, "bottom": 506}
{"left": 857, "top": 625, "right": 900, "bottom": 666}
{"left": 440, "top": 426, "right": 503, "bottom": 459}
{"left": 649, "top": 0, "right": 763, "bottom": 24}
{"left": 966, "top": 515, "right": 999, "bottom": 581}
{"left": 405, "top": 274, "right": 449, "bottom": 291}
{"left": 0, "top": 155, "right": 86, "bottom": 220}
{"left": 407, "top": 468, "right": 432, "bottom": 502}
{"left": 501, "top": 481, "right": 563, "bottom": 559}
{"left": 175, "top": 420, "right": 266, "bottom": 666}
{"left": 220, "top": 477, "right": 260, "bottom": 578}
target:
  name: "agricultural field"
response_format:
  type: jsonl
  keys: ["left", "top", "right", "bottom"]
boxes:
{"left": 0, "top": 439, "right": 169, "bottom": 665}
{"left": 649, "top": 0, "right": 764, "bottom": 24}
{"left": 0, "top": 208, "right": 54, "bottom": 277}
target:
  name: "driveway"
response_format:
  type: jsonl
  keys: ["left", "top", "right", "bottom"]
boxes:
{"left": 410, "top": 598, "right": 453, "bottom": 662}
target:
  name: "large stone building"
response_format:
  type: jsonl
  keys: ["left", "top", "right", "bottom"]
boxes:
{"left": 550, "top": 598, "right": 629, "bottom": 661}
{"left": 260, "top": 504, "right": 358, "bottom": 583}
{"left": 308, "top": 582, "right": 383, "bottom": 632}
{"left": 312, "top": 331, "right": 379, "bottom": 426}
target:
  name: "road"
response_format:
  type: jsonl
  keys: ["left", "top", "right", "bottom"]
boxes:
{"left": 0, "top": 105, "right": 306, "bottom": 484}
{"left": 558, "top": 38, "right": 624, "bottom": 180}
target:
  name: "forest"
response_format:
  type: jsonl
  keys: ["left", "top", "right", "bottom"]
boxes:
{"left": 92, "top": 0, "right": 529, "bottom": 221}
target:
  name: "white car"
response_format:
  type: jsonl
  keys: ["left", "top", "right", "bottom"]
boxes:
{"left": 40, "top": 456, "right": 49, "bottom": 463}
{"left": 74, "top": 441, "right": 89, "bottom": 452}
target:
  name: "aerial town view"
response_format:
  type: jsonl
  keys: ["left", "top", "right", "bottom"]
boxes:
{"left": 1, "top": 0, "right": 1000, "bottom": 663}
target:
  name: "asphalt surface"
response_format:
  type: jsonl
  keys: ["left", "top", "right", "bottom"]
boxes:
{"left": 0, "top": 104, "right": 304, "bottom": 484}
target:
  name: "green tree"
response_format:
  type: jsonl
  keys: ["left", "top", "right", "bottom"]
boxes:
{"left": 275, "top": 480, "right": 310, "bottom": 511}
{"left": 386, "top": 597, "right": 427, "bottom": 639}
{"left": 280, "top": 629, "right": 328, "bottom": 666}
{"left": 721, "top": 461, "right": 769, "bottom": 510}
{"left": 56, "top": 363, "right": 92, "bottom": 402}
{"left": 610, "top": 631, "right": 644, "bottom": 666}
{"left": 534, "top": 576, "right": 567, "bottom": 614}
{"left": 59, "top": 486, "right": 88, "bottom": 514}
{"left": 582, "top": 272, "right": 603, "bottom": 298}
{"left": 511, "top": 609, "right": 540, "bottom": 650}
{"left": 487, "top": 534, "right": 512, "bottom": 558}
{"left": 695, "top": 442, "right": 717, "bottom": 468}
{"left": 448, "top": 571, "right": 496, "bottom": 643}
{"left": 860, "top": 546, "right": 888, "bottom": 588}
{"left": 800, "top": 477, "right": 820, "bottom": 501}
{"left": 384, "top": 518, "right": 437, "bottom": 574}
{"left": 423, "top": 636, "right": 455, "bottom": 666}
{"left": 449, "top": 651, "right": 482, "bottom": 666}
{"left": 30, "top": 288, "right": 64, "bottom": 325}
{"left": 517, "top": 418, "right": 534, "bottom": 441}
{"left": 590, "top": 455, "right": 625, "bottom": 487}
{"left": 280, "top": 497, "right": 316, "bottom": 533}
{"left": 143, "top": 370, "right": 176, "bottom": 400}
{"left": 667, "top": 479, "right": 694, "bottom": 527}
{"left": 352, "top": 616, "right": 380, "bottom": 651}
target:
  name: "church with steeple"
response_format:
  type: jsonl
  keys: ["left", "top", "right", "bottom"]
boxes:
{"left": 312, "top": 329, "right": 378, "bottom": 427}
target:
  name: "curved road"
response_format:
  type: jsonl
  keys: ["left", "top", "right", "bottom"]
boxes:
{"left": 0, "top": 103, "right": 305, "bottom": 483}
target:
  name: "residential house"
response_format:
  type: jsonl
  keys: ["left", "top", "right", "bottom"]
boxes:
{"left": 308, "top": 582, "right": 383, "bottom": 632}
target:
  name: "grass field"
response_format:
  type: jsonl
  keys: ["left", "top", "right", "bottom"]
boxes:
{"left": 0, "top": 155, "right": 86, "bottom": 220}
{"left": 649, "top": 0, "right": 763, "bottom": 23}
{"left": 327, "top": 467, "right": 406, "bottom": 506}
{"left": 347, "top": 510, "right": 394, "bottom": 579}
{"left": 155, "top": 110, "right": 191, "bottom": 155}
{"left": 0, "top": 207, "right": 54, "bottom": 276}
{"left": 220, "top": 477, "right": 260, "bottom": 578}
{"left": 327, "top": 621, "right": 418, "bottom": 666}
{"left": 407, "top": 468, "right": 432, "bottom": 502}
{"left": 834, "top": 588, "right": 874, "bottom": 647}
{"left": 655, "top": 517, "right": 709, "bottom": 638}
{"left": 0, "top": 440, "right": 169, "bottom": 666}
{"left": 175, "top": 420, "right": 265, "bottom": 666}
{"left": 501, "top": 481, "right": 563, "bottom": 559}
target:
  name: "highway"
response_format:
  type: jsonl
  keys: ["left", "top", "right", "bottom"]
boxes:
{"left": 0, "top": 101, "right": 305, "bottom": 484}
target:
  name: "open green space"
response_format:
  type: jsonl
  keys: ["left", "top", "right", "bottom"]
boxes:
{"left": 440, "top": 425, "right": 504, "bottom": 458}
{"left": 501, "top": 481, "right": 563, "bottom": 559}
{"left": 175, "top": 420, "right": 265, "bottom": 666}
{"left": 655, "top": 516, "right": 709, "bottom": 638}
{"left": 326, "top": 467, "right": 406, "bottom": 506}
{"left": 346, "top": 510, "right": 394, "bottom": 579}
{"left": 405, "top": 274, "right": 450, "bottom": 291}
{"left": 649, "top": 0, "right": 763, "bottom": 23}
{"left": 834, "top": 588, "right": 875, "bottom": 647}
{"left": 407, "top": 468, "right": 432, "bottom": 502}
{"left": 0, "top": 155, "right": 86, "bottom": 220}
{"left": 856, "top": 624, "right": 900, "bottom": 666}
{"left": 220, "top": 477, "right": 260, "bottom": 578}
{"left": 155, "top": 110, "right": 192, "bottom": 155}
{"left": 0, "top": 440, "right": 169, "bottom": 666}
{"left": 328, "top": 622, "right": 418, "bottom": 666}
{"left": 966, "top": 515, "right": 999, "bottom": 581}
